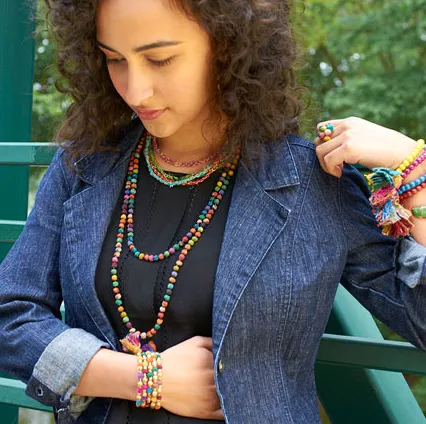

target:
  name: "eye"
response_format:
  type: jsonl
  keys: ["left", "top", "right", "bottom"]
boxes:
{"left": 106, "top": 58, "right": 124, "bottom": 64}
{"left": 149, "top": 57, "right": 175, "bottom": 67}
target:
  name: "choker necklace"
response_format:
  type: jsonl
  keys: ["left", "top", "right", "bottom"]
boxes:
{"left": 145, "top": 133, "right": 224, "bottom": 187}
{"left": 112, "top": 131, "right": 240, "bottom": 354}
{"left": 153, "top": 136, "right": 220, "bottom": 168}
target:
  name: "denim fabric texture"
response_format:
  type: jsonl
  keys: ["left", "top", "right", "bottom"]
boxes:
{"left": 0, "top": 118, "right": 425, "bottom": 424}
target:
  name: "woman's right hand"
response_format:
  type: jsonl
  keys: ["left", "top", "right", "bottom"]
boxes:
{"left": 160, "top": 336, "right": 223, "bottom": 420}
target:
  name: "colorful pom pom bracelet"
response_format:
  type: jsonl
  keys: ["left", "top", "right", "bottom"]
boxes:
{"left": 366, "top": 139, "right": 425, "bottom": 237}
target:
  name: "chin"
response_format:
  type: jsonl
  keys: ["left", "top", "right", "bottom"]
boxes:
{"left": 141, "top": 117, "right": 183, "bottom": 140}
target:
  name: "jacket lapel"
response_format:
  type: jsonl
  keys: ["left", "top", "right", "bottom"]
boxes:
{"left": 63, "top": 119, "right": 144, "bottom": 348}
{"left": 212, "top": 137, "right": 300, "bottom": 354}
{"left": 63, "top": 163, "right": 129, "bottom": 348}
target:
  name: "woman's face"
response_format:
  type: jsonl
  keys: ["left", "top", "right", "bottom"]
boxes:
{"left": 96, "top": 0, "right": 215, "bottom": 140}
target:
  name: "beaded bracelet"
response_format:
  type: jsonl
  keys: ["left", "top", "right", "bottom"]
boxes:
{"left": 398, "top": 171, "right": 426, "bottom": 195}
{"left": 399, "top": 180, "right": 426, "bottom": 201}
{"left": 147, "top": 351, "right": 162, "bottom": 410}
{"left": 136, "top": 352, "right": 144, "bottom": 407}
{"left": 395, "top": 139, "right": 425, "bottom": 173}
{"left": 401, "top": 146, "right": 426, "bottom": 179}
{"left": 412, "top": 206, "right": 426, "bottom": 218}
{"left": 135, "top": 351, "right": 163, "bottom": 409}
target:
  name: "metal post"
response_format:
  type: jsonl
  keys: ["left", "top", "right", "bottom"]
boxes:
{"left": 0, "top": 0, "right": 36, "bottom": 422}
{"left": 0, "top": 0, "right": 35, "bottom": 260}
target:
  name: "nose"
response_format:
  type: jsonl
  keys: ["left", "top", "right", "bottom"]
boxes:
{"left": 125, "top": 65, "right": 154, "bottom": 107}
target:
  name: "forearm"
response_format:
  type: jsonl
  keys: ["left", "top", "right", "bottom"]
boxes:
{"left": 73, "top": 348, "right": 137, "bottom": 401}
{"left": 401, "top": 161, "right": 426, "bottom": 246}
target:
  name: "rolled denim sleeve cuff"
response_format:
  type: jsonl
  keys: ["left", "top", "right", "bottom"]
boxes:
{"left": 397, "top": 235, "right": 426, "bottom": 288}
{"left": 26, "top": 328, "right": 110, "bottom": 417}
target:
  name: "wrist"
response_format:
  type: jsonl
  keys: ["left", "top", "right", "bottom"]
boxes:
{"left": 392, "top": 138, "right": 417, "bottom": 169}
{"left": 122, "top": 352, "right": 139, "bottom": 401}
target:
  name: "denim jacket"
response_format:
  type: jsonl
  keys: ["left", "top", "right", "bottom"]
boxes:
{"left": 1, "top": 119, "right": 426, "bottom": 424}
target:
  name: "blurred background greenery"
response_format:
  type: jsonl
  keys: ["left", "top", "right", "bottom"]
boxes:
{"left": 23, "top": 0, "right": 426, "bottom": 422}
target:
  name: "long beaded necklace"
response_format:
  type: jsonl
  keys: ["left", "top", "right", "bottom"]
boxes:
{"left": 111, "top": 132, "right": 240, "bottom": 354}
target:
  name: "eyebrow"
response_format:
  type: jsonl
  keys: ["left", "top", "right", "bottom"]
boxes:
{"left": 96, "top": 40, "right": 182, "bottom": 54}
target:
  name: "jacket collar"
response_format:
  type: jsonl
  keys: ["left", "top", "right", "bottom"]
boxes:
{"left": 72, "top": 119, "right": 299, "bottom": 190}
{"left": 244, "top": 136, "right": 299, "bottom": 190}
{"left": 73, "top": 118, "right": 144, "bottom": 185}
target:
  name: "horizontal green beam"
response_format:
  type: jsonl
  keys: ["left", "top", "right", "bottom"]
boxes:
{"left": 0, "top": 333, "right": 425, "bottom": 413}
{"left": 0, "top": 142, "right": 56, "bottom": 165}
{"left": 0, "top": 378, "right": 51, "bottom": 412}
{"left": 0, "top": 220, "right": 26, "bottom": 243}
{"left": 317, "top": 333, "right": 426, "bottom": 375}
{"left": 0, "top": 143, "right": 368, "bottom": 170}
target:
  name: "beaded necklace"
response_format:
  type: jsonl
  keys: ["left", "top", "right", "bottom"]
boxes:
{"left": 153, "top": 136, "right": 220, "bottom": 168}
{"left": 145, "top": 134, "right": 223, "bottom": 187}
{"left": 112, "top": 132, "right": 240, "bottom": 354}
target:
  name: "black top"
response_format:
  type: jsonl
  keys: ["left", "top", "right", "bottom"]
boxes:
{"left": 95, "top": 156, "right": 235, "bottom": 424}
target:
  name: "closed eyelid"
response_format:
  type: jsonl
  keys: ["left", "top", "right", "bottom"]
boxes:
{"left": 100, "top": 48, "right": 175, "bottom": 60}
{"left": 97, "top": 40, "right": 183, "bottom": 54}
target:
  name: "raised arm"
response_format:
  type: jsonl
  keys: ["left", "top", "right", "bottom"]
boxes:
{"left": 315, "top": 117, "right": 426, "bottom": 245}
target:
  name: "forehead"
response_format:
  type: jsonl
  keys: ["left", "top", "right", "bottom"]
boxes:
{"left": 96, "top": 0, "right": 199, "bottom": 44}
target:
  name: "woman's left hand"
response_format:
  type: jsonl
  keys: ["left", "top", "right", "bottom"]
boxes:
{"left": 314, "top": 117, "right": 417, "bottom": 178}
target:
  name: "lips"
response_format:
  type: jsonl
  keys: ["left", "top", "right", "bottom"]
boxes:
{"left": 136, "top": 108, "right": 165, "bottom": 121}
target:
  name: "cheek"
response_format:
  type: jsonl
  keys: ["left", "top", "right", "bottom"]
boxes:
{"left": 165, "top": 61, "right": 213, "bottom": 110}
{"left": 108, "top": 69, "right": 127, "bottom": 100}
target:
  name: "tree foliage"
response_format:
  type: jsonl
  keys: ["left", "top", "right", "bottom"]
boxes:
{"left": 32, "top": 2, "right": 70, "bottom": 143}
{"left": 32, "top": 0, "right": 426, "bottom": 141}
{"left": 297, "top": 0, "right": 426, "bottom": 137}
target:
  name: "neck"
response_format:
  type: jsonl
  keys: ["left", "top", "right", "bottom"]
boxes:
{"left": 154, "top": 115, "right": 227, "bottom": 173}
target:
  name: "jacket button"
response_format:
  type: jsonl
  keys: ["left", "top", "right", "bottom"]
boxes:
{"left": 218, "top": 360, "right": 225, "bottom": 373}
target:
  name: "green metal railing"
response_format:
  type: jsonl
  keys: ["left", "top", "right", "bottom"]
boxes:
{"left": 1, "top": 333, "right": 426, "bottom": 414}
{"left": 0, "top": 142, "right": 57, "bottom": 166}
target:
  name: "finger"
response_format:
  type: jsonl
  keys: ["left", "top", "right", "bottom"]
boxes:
{"left": 315, "top": 135, "right": 342, "bottom": 173}
{"left": 323, "top": 140, "right": 361, "bottom": 178}
{"left": 210, "top": 408, "right": 225, "bottom": 420}
{"left": 316, "top": 133, "right": 342, "bottom": 155}
{"left": 193, "top": 336, "right": 213, "bottom": 350}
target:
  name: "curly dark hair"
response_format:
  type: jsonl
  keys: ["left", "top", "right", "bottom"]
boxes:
{"left": 45, "top": 0, "right": 306, "bottom": 162}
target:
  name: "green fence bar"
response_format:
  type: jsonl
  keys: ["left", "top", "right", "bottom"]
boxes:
{"left": 317, "top": 334, "right": 426, "bottom": 375}
{"left": 0, "top": 220, "right": 26, "bottom": 244}
{"left": 0, "top": 143, "right": 56, "bottom": 166}
{"left": 0, "top": 378, "right": 51, "bottom": 413}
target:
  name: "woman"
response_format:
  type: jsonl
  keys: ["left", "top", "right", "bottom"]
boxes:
{"left": 0, "top": 0, "right": 425, "bottom": 423}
